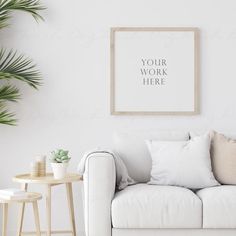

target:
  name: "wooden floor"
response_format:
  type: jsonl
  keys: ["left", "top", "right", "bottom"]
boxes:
{"left": 0, "top": 230, "right": 86, "bottom": 236}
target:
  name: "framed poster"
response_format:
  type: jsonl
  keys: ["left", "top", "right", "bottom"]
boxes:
{"left": 110, "top": 27, "right": 199, "bottom": 115}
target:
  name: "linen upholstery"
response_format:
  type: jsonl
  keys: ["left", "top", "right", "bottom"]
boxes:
{"left": 197, "top": 186, "right": 236, "bottom": 228}
{"left": 78, "top": 150, "right": 135, "bottom": 190}
{"left": 112, "top": 184, "right": 202, "bottom": 228}
{"left": 84, "top": 153, "right": 116, "bottom": 236}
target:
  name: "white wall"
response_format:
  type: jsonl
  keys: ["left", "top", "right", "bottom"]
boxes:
{"left": 1, "top": 0, "right": 236, "bottom": 234}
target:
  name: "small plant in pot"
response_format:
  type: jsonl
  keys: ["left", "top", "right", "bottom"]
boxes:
{"left": 50, "top": 149, "right": 71, "bottom": 179}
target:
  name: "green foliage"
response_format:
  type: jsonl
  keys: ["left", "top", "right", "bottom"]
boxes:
{"left": 50, "top": 149, "right": 71, "bottom": 163}
{"left": 0, "top": 103, "right": 16, "bottom": 125}
{"left": 0, "top": 0, "right": 45, "bottom": 125}
{"left": 0, "top": 0, "right": 45, "bottom": 29}
{"left": 0, "top": 49, "right": 42, "bottom": 88}
{"left": 0, "top": 84, "right": 20, "bottom": 101}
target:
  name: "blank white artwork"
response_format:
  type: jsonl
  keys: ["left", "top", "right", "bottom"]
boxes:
{"left": 111, "top": 28, "right": 199, "bottom": 115}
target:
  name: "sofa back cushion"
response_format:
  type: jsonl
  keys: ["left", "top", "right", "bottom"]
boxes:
{"left": 113, "top": 131, "right": 189, "bottom": 183}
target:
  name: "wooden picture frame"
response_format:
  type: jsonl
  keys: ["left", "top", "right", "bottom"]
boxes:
{"left": 110, "top": 27, "right": 199, "bottom": 115}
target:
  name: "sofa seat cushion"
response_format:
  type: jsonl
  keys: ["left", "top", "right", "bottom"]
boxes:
{"left": 197, "top": 186, "right": 236, "bottom": 228}
{"left": 111, "top": 184, "right": 202, "bottom": 228}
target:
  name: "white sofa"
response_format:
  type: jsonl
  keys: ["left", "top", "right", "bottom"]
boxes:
{"left": 83, "top": 131, "right": 236, "bottom": 236}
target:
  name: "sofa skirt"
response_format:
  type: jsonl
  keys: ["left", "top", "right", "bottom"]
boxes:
{"left": 112, "top": 229, "right": 236, "bottom": 236}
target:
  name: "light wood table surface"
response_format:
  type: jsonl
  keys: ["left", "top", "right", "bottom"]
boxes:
{"left": 13, "top": 173, "right": 82, "bottom": 236}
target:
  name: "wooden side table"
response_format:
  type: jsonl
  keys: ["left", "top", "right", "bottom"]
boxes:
{"left": 0, "top": 193, "right": 42, "bottom": 236}
{"left": 13, "top": 173, "right": 82, "bottom": 236}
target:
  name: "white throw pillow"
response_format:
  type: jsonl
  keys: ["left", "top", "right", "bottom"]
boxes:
{"left": 113, "top": 131, "right": 189, "bottom": 183}
{"left": 146, "top": 134, "right": 219, "bottom": 189}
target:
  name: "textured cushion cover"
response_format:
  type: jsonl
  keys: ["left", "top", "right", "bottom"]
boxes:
{"left": 113, "top": 131, "right": 189, "bottom": 183}
{"left": 146, "top": 134, "right": 219, "bottom": 189}
{"left": 197, "top": 186, "right": 236, "bottom": 228}
{"left": 211, "top": 131, "right": 236, "bottom": 184}
{"left": 111, "top": 184, "right": 202, "bottom": 228}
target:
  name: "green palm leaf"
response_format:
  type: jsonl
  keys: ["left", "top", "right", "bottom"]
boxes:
{"left": 0, "top": 0, "right": 45, "bottom": 28}
{"left": 0, "top": 8, "right": 9, "bottom": 28}
{"left": 0, "top": 0, "right": 45, "bottom": 125}
{"left": 0, "top": 49, "right": 41, "bottom": 125}
{"left": 0, "top": 84, "right": 20, "bottom": 101}
{"left": 0, "top": 49, "right": 42, "bottom": 88}
{"left": 0, "top": 103, "right": 17, "bottom": 125}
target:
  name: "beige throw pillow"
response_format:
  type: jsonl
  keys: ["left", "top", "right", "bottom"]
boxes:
{"left": 211, "top": 131, "right": 236, "bottom": 184}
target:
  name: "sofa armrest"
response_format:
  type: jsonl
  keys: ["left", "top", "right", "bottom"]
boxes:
{"left": 84, "top": 152, "right": 116, "bottom": 236}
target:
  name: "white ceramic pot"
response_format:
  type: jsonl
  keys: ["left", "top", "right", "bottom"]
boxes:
{"left": 51, "top": 163, "right": 69, "bottom": 179}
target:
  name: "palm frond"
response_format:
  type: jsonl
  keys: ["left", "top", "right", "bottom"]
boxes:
{"left": 0, "top": 0, "right": 45, "bottom": 28}
{"left": 0, "top": 8, "right": 10, "bottom": 28}
{"left": 0, "top": 103, "right": 17, "bottom": 125}
{"left": 0, "top": 0, "right": 45, "bottom": 125}
{"left": 0, "top": 84, "right": 20, "bottom": 102}
{"left": 0, "top": 49, "right": 42, "bottom": 89}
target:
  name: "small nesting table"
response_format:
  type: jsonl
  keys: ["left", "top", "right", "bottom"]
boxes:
{"left": 13, "top": 173, "right": 82, "bottom": 236}
{"left": 0, "top": 192, "right": 42, "bottom": 236}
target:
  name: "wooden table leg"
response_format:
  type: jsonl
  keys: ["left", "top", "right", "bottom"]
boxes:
{"left": 66, "top": 183, "right": 76, "bottom": 236}
{"left": 32, "top": 201, "right": 41, "bottom": 236}
{"left": 46, "top": 184, "right": 52, "bottom": 236}
{"left": 17, "top": 183, "right": 28, "bottom": 236}
{"left": 2, "top": 203, "right": 8, "bottom": 236}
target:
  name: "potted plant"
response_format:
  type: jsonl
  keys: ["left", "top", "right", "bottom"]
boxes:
{"left": 50, "top": 149, "right": 71, "bottom": 179}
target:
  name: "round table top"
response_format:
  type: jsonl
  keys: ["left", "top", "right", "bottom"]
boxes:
{"left": 13, "top": 173, "right": 82, "bottom": 184}
{"left": 0, "top": 192, "right": 42, "bottom": 203}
